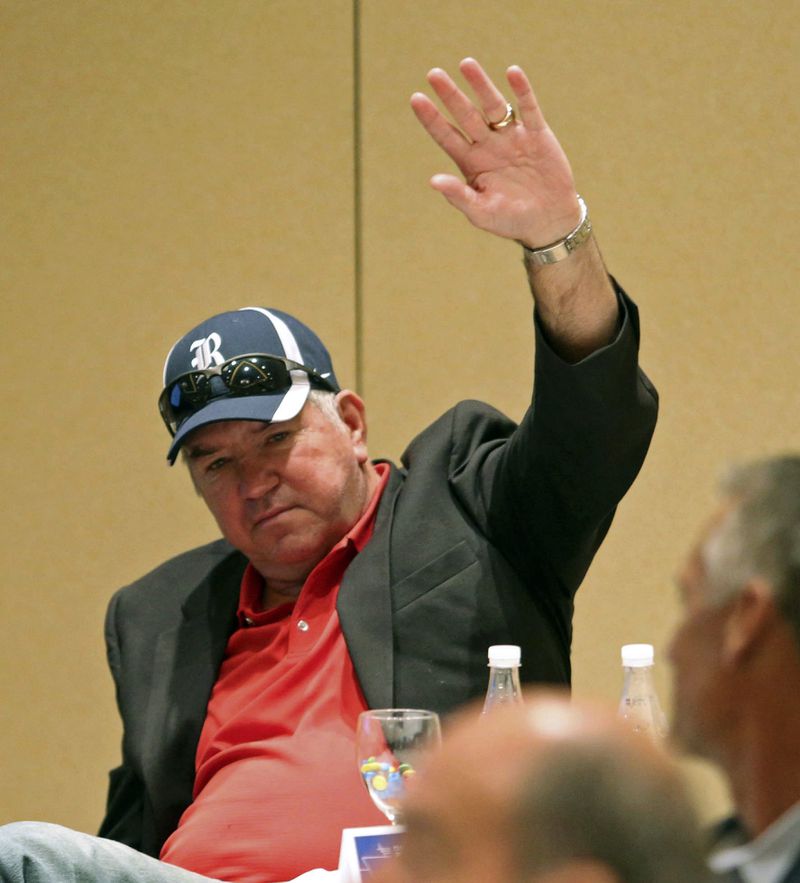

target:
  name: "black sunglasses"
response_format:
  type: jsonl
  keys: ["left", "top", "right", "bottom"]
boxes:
{"left": 159, "top": 353, "right": 338, "bottom": 437}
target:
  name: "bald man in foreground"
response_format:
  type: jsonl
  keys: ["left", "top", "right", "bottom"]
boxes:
{"left": 377, "top": 693, "right": 711, "bottom": 883}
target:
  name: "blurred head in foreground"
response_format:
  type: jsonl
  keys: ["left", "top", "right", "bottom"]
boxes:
{"left": 376, "top": 692, "right": 710, "bottom": 883}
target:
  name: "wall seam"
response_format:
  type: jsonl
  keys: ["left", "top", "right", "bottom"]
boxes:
{"left": 352, "top": 0, "right": 363, "bottom": 395}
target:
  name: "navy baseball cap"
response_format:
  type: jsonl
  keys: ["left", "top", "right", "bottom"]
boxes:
{"left": 159, "top": 307, "right": 340, "bottom": 464}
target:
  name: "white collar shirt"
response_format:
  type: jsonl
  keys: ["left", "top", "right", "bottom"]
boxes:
{"left": 709, "top": 801, "right": 800, "bottom": 883}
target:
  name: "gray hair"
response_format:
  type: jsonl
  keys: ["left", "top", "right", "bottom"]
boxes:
{"left": 702, "top": 455, "right": 800, "bottom": 644}
{"left": 510, "top": 741, "right": 710, "bottom": 883}
{"left": 307, "top": 389, "right": 346, "bottom": 428}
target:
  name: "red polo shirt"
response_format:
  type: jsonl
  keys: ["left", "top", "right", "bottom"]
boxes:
{"left": 160, "top": 464, "right": 389, "bottom": 882}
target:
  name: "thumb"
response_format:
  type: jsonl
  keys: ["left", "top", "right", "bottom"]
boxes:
{"left": 430, "top": 175, "right": 482, "bottom": 220}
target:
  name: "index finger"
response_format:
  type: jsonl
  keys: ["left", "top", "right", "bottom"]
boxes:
{"left": 410, "top": 91, "right": 472, "bottom": 168}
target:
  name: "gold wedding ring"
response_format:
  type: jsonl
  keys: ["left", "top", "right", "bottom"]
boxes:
{"left": 487, "top": 102, "right": 516, "bottom": 131}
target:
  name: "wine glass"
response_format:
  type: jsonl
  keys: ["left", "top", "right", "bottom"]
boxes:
{"left": 356, "top": 708, "right": 442, "bottom": 825}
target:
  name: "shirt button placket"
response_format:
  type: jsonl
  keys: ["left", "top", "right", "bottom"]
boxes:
{"left": 290, "top": 617, "right": 311, "bottom": 653}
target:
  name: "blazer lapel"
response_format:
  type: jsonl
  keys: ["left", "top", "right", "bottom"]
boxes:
{"left": 338, "top": 462, "right": 403, "bottom": 710}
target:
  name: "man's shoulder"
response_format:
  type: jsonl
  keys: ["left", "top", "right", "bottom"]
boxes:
{"left": 400, "top": 399, "right": 518, "bottom": 468}
{"left": 114, "top": 538, "right": 245, "bottom": 606}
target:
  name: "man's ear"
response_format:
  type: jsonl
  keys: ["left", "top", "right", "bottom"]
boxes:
{"left": 335, "top": 390, "right": 370, "bottom": 463}
{"left": 723, "top": 578, "right": 779, "bottom": 663}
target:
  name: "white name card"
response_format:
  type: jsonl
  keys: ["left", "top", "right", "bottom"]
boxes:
{"left": 338, "top": 825, "right": 405, "bottom": 882}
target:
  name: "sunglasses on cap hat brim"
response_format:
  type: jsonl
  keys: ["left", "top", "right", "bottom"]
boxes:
{"left": 158, "top": 352, "right": 339, "bottom": 438}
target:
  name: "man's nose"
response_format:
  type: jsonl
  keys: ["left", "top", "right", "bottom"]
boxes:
{"left": 238, "top": 456, "right": 279, "bottom": 499}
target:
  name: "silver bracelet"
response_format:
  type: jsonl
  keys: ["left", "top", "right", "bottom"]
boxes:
{"left": 519, "top": 195, "right": 592, "bottom": 266}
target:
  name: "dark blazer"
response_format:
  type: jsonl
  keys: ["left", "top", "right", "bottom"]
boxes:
{"left": 99, "top": 292, "right": 658, "bottom": 856}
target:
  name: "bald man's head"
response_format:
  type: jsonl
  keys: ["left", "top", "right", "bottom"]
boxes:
{"left": 378, "top": 692, "right": 710, "bottom": 883}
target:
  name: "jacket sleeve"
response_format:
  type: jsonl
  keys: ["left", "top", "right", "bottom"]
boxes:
{"left": 451, "top": 284, "right": 658, "bottom": 599}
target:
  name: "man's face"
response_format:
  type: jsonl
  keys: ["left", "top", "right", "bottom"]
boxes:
{"left": 183, "top": 395, "right": 374, "bottom": 588}
{"left": 668, "top": 506, "right": 738, "bottom": 759}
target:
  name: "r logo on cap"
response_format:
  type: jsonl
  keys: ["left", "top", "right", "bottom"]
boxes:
{"left": 190, "top": 333, "right": 224, "bottom": 370}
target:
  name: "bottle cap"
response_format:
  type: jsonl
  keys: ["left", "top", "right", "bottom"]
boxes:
{"left": 488, "top": 645, "right": 521, "bottom": 667}
{"left": 621, "top": 643, "right": 655, "bottom": 667}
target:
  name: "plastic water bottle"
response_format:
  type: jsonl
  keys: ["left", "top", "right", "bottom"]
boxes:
{"left": 618, "top": 643, "right": 668, "bottom": 739}
{"left": 482, "top": 645, "right": 523, "bottom": 713}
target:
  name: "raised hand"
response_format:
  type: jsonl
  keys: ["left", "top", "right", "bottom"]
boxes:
{"left": 411, "top": 58, "right": 582, "bottom": 250}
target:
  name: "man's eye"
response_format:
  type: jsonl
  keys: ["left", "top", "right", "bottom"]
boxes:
{"left": 267, "top": 431, "right": 290, "bottom": 444}
{"left": 207, "top": 458, "right": 228, "bottom": 472}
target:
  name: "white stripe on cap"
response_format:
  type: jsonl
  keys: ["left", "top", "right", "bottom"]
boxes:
{"left": 241, "top": 307, "right": 303, "bottom": 363}
{"left": 271, "top": 371, "right": 311, "bottom": 422}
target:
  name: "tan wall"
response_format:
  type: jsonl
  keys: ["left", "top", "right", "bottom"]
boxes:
{"left": 2, "top": 0, "right": 798, "bottom": 833}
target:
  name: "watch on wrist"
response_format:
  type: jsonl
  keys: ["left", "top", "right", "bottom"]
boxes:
{"left": 519, "top": 195, "right": 592, "bottom": 266}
